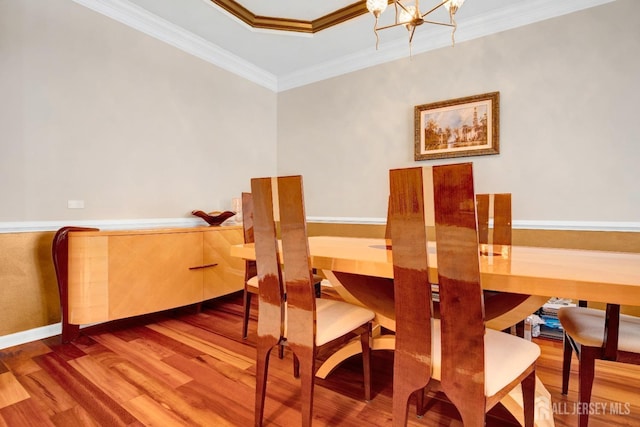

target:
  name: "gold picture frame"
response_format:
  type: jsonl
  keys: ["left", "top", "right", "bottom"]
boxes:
{"left": 414, "top": 92, "right": 500, "bottom": 161}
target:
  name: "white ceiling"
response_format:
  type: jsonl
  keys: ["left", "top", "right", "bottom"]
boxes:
{"left": 74, "top": 0, "right": 614, "bottom": 91}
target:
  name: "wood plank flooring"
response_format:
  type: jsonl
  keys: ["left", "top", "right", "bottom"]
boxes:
{"left": 1, "top": 293, "right": 640, "bottom": 426}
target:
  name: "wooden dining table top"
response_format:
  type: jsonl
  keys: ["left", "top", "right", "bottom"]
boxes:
{"left": 230, "top": 235, "right": 640, "bottom": 306}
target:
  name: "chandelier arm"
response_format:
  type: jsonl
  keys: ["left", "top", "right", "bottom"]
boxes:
{"left": 395, "top": 2, "right": 413, "bottom": 15}
{"left": 421, "top": 20, "right": 455, "bottom": 27}
{"left": 375, "top": 21, "right": 411, "bottom": 32}
{"left": 393, "top": 1, "right": 400, "bottom": 24}
{"left": 420, "top": 1, "right": 450, "bottom": 19}
{"left": 374, "top": 17, "right": 380, "bottom": 50}
{"left": 408, "top": 25, "right": 416, "bottom": 57}
{"left": 408, "top": 25, "right": 417, "bottom": 44}
{"left": 450, "top": 8, "right": 458, "bottom": 46}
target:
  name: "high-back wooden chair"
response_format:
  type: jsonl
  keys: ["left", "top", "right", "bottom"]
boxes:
{"left": 476, "top": 193, "right": 512, "bottom": 247}
{"left": 241, "top": 192, "right": 323, "bottom": 341}
{"left": 476, "top": 194, "right": 547, "bottom": 334}
{"left": 558, "top": 304, "right": 640, "bottom": 427}
{"left": 252, "top": 175, "right": 374, "bottom": 427}
{"left": 52, "top": 226, "right": 99, "bottom": 343}
{"left": 388, "top": 164, "right": 540, "bottom": 427}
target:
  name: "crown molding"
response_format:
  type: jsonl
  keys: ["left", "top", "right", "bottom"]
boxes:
{"left": 207, "top": 0, "right": 369, "bottom": 33}
{"left": 72, "top": 0, "right": 278, "bottom": 91}
{"left": 73, "top": 0, "right": 614, "bottom": 92}
{"left": 278, "top": 0, "right": 616, "bottom": 90}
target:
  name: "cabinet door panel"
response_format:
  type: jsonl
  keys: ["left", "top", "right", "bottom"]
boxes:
{"left": 203, "top": 228, "right": 244, "bottom": 300}
{"left": 108, "top": 232, "right": 204, "bottom": 319}
{"left": 68, "top": 235, "right": 110, "bottom": 324}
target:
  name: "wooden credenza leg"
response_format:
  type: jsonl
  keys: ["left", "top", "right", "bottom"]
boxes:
{"left": 61, "top": 323, "right": 80, "bottom": 344}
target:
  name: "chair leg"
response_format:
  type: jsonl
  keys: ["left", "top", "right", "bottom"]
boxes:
{"left": 522, "top": 369, "right": 536, "bottom": 427}
{"left": 360, "top": 323, "right": 372, "bottom": 401}
{"left": 454, "top": 392, "right": 485, "bottom": 427}
{"left": 457, "top": 408, "right": 485, "bottom": 427}
{"left": 242, "top": 291, "right": 252, "bottom": 339}
{"left": 415, "top": 388, "right": 425, "bottom": 417}
{"left": 392, "top": 381, "right": 417, "bottom": 427}
{"left": 392, "top": 355, "right": 430, "bottom": 427}
{"left": 578, "top": 347, "right": 598, "bottom": 427}
{"left": 291, "top": 347, "right": 315, "bottom": 427}
{"left": 515, "top": 320, "right": 525, "bottom": 338}
{"left": 293, "top": 352, "right": 300, "bottom": 378}
{"left": 254, "top": 342, "right": 273, "bottom": 427}
{"left": 561, "top": 332, "right": 573, "bottom": 395}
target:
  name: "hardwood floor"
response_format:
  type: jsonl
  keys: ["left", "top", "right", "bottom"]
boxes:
{"left": 1, "top": 293, "right": 640, "bottom": 426}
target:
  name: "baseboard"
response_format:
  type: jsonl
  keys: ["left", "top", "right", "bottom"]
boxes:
{"left": 0, "top": 323, "right": 62, "bottom": 350}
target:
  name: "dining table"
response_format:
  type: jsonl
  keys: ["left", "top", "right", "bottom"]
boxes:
{"left": 230, "top": 235, "right": 640, "bottom": 426}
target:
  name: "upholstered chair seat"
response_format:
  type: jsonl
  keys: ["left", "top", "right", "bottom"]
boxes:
{"left": 299, "top": 298, "right": 374, "bottom": 346}
{"left": 559, "top": 307, "right": 640, "bottom": 352}
{"left": 429, "top": 319, "right": 541, "bottom": 396}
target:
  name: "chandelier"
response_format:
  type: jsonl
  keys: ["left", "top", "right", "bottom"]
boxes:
{"left": 365, "top": 0, "right": 465, "bottom": 51}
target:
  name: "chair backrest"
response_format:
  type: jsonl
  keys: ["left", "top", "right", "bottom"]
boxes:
{"left": 476, "top": 193, "right": 512, "bottom": 246}
{"left": 276, "top": 176, "right": 318, "bottom": 348}
{"left": 432, "top": 163, "right": 486, "bottom": 413}
{"left": 251, "top": 176, "right": 317, "bottom": 347}
{"left": 241, "top": 192, "right": 257, "bottom": 281}
{"left": 251, "top": 178, "right": 286, "bottom": 343}
{"left": 389, "top": 163, "right": 486, "bottom": 413}
{"left": 388, "top": 167, "right": 434, "bottom": 398}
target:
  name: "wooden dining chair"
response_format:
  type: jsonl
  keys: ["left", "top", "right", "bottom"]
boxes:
{"left": 476, "top": 193, "right": 512, "bottom": 247}
{"left": 241, "top": 192, "right": 324, "bottom": 341}
{"left": 558, "top": 304, "right": 640, "bottom": 427}
{"left": 388, "top": 164, "right": 540, "bottom": 427}
{"left": 476, "top": 193, "right": 547, "bottom": 335}
{"left": 52, "top": 226, "right": 99, "bottom": 343}
{"left": 252, "top": 175, "right": 374, "bottom": 427}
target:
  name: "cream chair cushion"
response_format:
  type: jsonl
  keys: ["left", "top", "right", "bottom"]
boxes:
{"left": 282, "top": 299, "right": 374, "bottom": 347}
{"left": 314, "top": 299, "right": 374, "bottom": 346}
{"left": 249, "top": 274, "right": 323, "bottom": 290}
{"left": 247, "top": 275, "right": 259, "bottom": 289}
{"left": 558, "top": 306, "right": 640, "bottom": 353}
{"left": 431, "top": 319, "right": 541, "bottom": 397}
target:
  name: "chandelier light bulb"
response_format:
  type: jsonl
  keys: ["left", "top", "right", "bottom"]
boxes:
{"left": 444, "top": 0, "right": 465, "bottom": 13}
{"left": 398, "top": 5, "right": 416, "bottom": 25}
{"left": 366, "top": 0, "right": 388, "bottom": 16}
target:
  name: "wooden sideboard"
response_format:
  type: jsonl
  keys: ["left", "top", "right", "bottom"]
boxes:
{"left": 66, "top": 225, "right": 244, "bottom": 335}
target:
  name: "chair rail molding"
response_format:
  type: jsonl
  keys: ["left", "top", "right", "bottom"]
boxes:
{"left": 307, "top": 217, "right": 640, "bottom": 233}
{"left": 0, "top": 218, "right": 203, "bottom": 233}
{"left": 1, "top": 218, "right": 639, "bottom": 234}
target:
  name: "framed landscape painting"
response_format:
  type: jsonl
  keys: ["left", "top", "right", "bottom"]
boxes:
{"left": 414, "top": 92, "right": 500, "bottom": 161}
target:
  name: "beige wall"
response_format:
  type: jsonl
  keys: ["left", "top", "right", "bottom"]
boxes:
{"left": 277, "top": 0, "right": 640, "bottom": 223}
{"left": 0, "top": 0, "right": 277, "bottom": 222}
{"left": 3, "top": 0, "right": 640, "bottom": 340}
